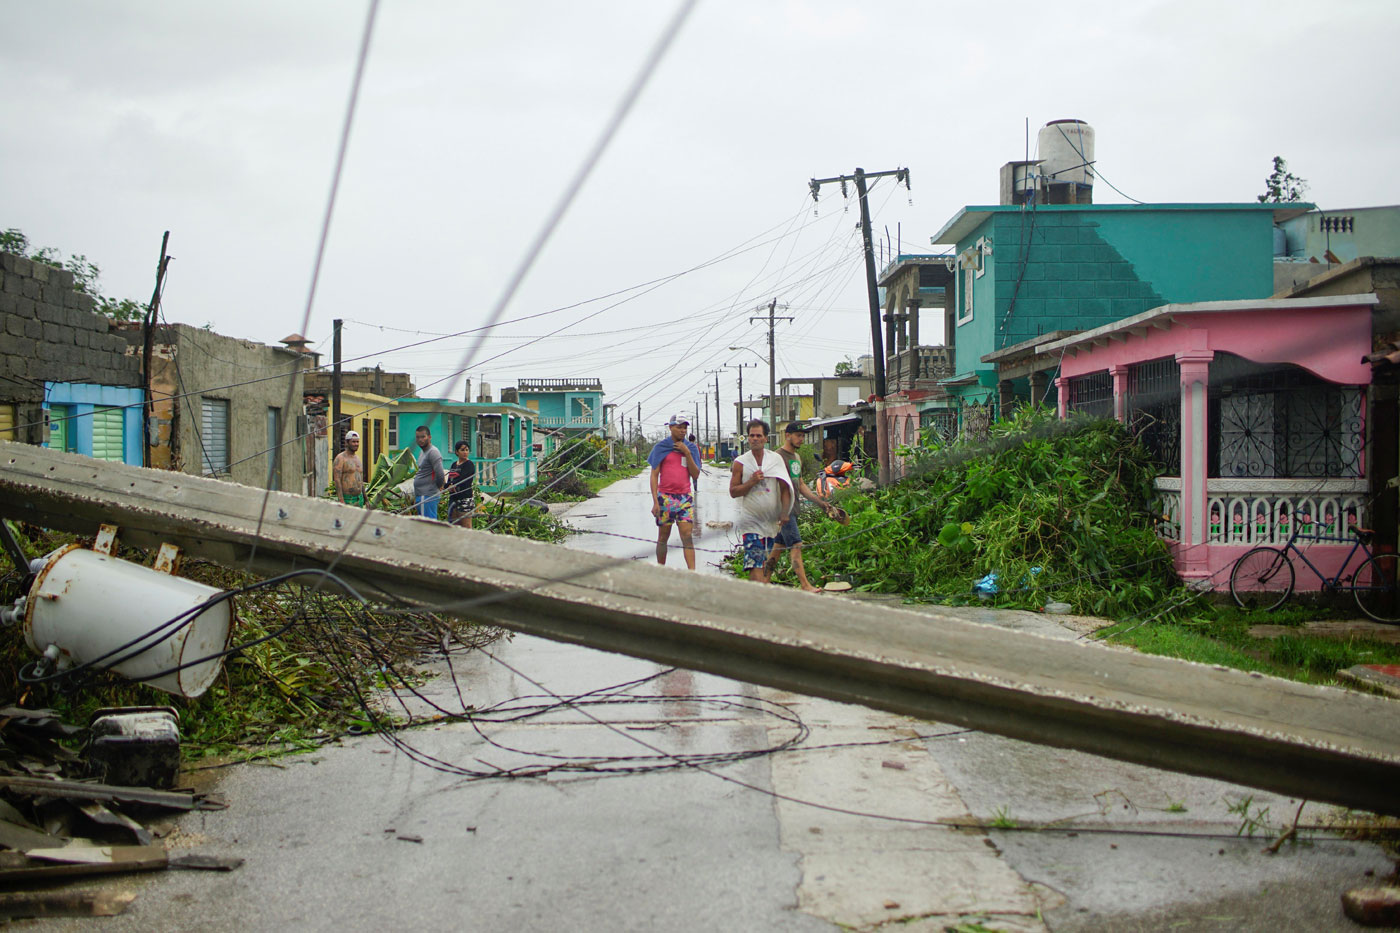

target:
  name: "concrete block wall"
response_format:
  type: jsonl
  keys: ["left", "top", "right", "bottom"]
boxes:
{"left": 0, "top": 251, "right": 141, "bottom": 443}
{"left": 991, "top": 213, "right": 1167, "bottom": 351}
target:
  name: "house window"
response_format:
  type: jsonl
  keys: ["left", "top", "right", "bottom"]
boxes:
{"left": 388, "top": 413, "right": 397, "bottom": 448}
{"left": 200, "top": 397, "right": 230, "bottom": 477}
{"left": 921, "top": 409, "right": 957, "bottom": 445}
{"left": 361, "top": 418, "right": 372, "bottom": 480}
{"left": 1319, "top": 216, "right": 1354, "bottom": 234}
{"left": 1209, "top": 354, "right": 1363, "bottom": 479}
{"left": 266, "top": 407, "right": 283, "bottom": 490}
{"left": 1066, "top": 372, "right": 1113, "bottom": 420}
{"left": 1127, "top": 357, "right": 1181, "bottom": 473}
{"left": 837, "top": 385, "right": 860, "bottom": 406}
{"left": 959, "top": 265, "right": 974, "bottom": 325}
{"left": 0, "top": 404, "right": 14, "bottom": 441}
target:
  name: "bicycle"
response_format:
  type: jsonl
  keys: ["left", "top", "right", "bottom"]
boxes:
{"left": 1229, "top": 523, "right": 1400, "bottom": 623}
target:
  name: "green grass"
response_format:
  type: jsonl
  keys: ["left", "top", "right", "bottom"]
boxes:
{"left": 1100, "top": 603, "right": 1400, "bottom": 685}
{"left": 584, "top": 463, "right": 645, "bottom": 494}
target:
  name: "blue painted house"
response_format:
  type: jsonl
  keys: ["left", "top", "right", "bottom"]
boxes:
{"left": 514, "top": 378, "right": 607, "bottom": 437}
{"left": 43, "top": 382, "right": 144, "bottom": 465}
{"left": 928, "top": 202, "right": 1304, "bottom": 420}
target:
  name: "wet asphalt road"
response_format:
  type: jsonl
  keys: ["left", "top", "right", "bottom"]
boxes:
{"left": 26, "top": 464, "right": 1398, "bottom": 931}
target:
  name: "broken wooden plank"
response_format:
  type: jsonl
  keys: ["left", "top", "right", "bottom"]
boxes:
{"left": 3, "top": 441, "right": 1400, "bottom": 814}
{"left": 0, "top": 775, "right": 224, "bottom": 811}
{"left": 0, "top": 889, "right": 135, "bottom": 918}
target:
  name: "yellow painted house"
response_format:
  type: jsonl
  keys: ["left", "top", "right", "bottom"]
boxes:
{"left": 328, "top": 389, "right": 393, "bottom": 483}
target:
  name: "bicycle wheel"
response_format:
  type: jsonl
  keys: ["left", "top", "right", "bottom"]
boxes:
{"left": 1353, "top": 554, "right": 1400, "bottom": 624}
{"left": 1230, "top": 547, "right": 1294, "bottom": 612}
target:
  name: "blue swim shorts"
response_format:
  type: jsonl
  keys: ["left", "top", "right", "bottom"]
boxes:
{"left": 741, "top": 532, "right": 775, "bottom": 570}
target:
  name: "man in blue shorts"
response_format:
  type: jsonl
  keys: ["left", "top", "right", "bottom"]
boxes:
{"left": 767, "top": 422, "right": 832, "bottom": 591}
{"left": 729, "top": 419, "right": 792, "bottom": 584}
{"left": 647, "top": 414, "right": 701, "bottom": 569}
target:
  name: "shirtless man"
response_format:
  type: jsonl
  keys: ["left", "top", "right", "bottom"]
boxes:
{"left": 333, "top": 430, "right": 365, "bottom": 506}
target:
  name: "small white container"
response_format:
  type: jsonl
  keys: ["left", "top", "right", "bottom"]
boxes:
{"left": 1044, "top": 601, "right": 1072, "bottom": 615}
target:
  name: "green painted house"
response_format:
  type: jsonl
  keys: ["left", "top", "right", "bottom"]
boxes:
{"left": 928, "top": 202, "right": 1305, "bottom": 419}
{"left": 391, "top": 397, "right": 537, "bottom": 494}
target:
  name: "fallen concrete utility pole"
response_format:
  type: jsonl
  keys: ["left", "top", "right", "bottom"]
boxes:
{"left": 3, "top": 441, "right": 1400, "bottom": 814}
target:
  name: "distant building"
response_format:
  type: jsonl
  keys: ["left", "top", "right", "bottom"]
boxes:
{"left": 394, "top": 397, "right": 538, "bottom": 494}
{"left": 1274, "top": 205, "right": 1400, "bottom": 293}
{"left": 514, "top": 378, "right": 607, "bottom": 437}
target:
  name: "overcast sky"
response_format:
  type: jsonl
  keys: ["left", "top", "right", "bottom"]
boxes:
{"left": 4, "top": 0, "right": 1398, "bottom": 437}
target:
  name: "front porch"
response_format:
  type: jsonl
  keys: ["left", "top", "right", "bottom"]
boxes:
{"left": 1039, "top": 294, "right": 1378, "bottom": 589}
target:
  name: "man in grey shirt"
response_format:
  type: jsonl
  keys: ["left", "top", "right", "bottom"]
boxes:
{"left": 413, "top": 425, "right": 446, "bottom": 519}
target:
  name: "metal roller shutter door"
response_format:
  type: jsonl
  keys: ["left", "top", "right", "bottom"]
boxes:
{"left": 91, "top": 407, "right": 125, "bottom": 461}
{"left": 201, "top": 398, "right": 230, "bottom": 476}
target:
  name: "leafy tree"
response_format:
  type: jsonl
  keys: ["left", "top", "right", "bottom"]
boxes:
{"left": 1257, "top": 157, "right": 1309, "bottom": 203}
{"left": 1, "top": 227, "right": 147, "bottom": 322}
{"left": 834, "top": 356, "right": 857, "bottom": 375}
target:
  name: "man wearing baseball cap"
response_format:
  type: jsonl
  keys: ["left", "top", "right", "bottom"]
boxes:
{"left": 333, "top": 429, "right": 365, "bottom": 507}
{"left": 646, "top": 414, "right": 702, "bottom": 569}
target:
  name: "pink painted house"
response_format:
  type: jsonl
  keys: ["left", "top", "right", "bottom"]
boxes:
{"left": 1037, "top": 295, "right": 1379, "bottom": 588}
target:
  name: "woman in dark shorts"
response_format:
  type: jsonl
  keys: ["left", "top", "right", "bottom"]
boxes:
{"left": 445, "top": 441, "right": 476, "bottom": 529}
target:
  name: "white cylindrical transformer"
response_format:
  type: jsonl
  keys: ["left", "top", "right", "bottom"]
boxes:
{"left": 23, "top": 545, "right": 233, "bottom": 698}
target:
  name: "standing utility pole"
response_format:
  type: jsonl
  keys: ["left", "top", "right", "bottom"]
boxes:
{"left": 749, "top": 298, "right": 792, "bottom": 443}
{"left": 140, "top": 231, "right": 172, "bottom": 468}
{"left": 331, "top": 319, "right": 344, "bottom": 454}
{"left": 809, "top": 167, "right": 910, "bottom": 482}
{"left": 726, "top": 362, "right": 756, "bottom": 438}
{"left": 705, "top": 368, "right": 724, "bottom": 451}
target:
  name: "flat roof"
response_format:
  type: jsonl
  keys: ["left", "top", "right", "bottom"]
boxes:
{"left": 1035, "top": 294, "right": 1379, "bottom": 356}
{"left": 930, "top": 202, "right": 1316, "bottom": 246}
{"left": 981, "top": 330, "right": 1079, "bottom": 364}
{"left": 804, "top": 413, "right": 861, "bottom": 430}
{"left": 876, "top": 253, "right": 957, "bottom": 288}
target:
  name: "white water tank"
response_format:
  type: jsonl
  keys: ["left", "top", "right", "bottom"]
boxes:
{"left": 1038, "top": 120, "right": 1095, "bottom": 202}
{"left": 477, "top": 382, "right": 493, "bottom": 403}
{"left": 857, "top": 354, "right": 875, "bottom": 376}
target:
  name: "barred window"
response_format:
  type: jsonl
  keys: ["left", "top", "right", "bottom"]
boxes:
{"left": 1127, "top": 357, "right": 1180, "bottom": 472}
{"left": 1066, "top": 371, "right": 1112, "bottom": 419}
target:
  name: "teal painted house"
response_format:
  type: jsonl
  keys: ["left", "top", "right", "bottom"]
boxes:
{"left": 392, "top": 398, "right": 537, "bottom": 494}
{"left": 514, "top": 378, "right": 606, "bottom": 436}
{"left": 929, "top": 203, "right": 1296, "bottom": 417}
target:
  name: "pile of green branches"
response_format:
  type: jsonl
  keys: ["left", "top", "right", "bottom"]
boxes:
{"left": 797, "top": 407, "right": 1181, "bottom": 617}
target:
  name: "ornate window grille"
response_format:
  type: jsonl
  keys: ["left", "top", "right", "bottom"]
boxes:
{"left": 1066, "top": 371, "right": 1112, "bottom": 419}
{"left": 921, "top": 409, "right": 957, "bottom": 446}
{"left": 1209, "top": 353, "right": 1364, "bottom": 479}
{"left": 1127, "top": 356, "right": 1180, "bottom": 473}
